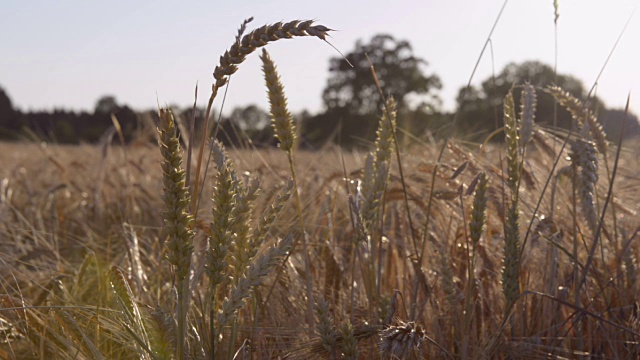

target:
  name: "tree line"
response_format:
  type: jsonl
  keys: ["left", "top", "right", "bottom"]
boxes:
{"left": 1, "top": 34, "right": 638, "bottom": 147}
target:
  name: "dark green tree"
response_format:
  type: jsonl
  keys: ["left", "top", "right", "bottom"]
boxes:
{"left": 94, "top": 95, "right": 119, "bottom": 115}
{"left": 0, "top": 86, "right": 20, "bottom": 138}
{"left": 323, "top": 34, "right": 442, "bottom": 116}
{"left": 455, "top": 60, "right": 605, "bottom": 141}
{"left": 230, "top": 105, "right": 269, "bottom": 131}
{"left": 305, "top": 34, "right": 442, "bottom": 147}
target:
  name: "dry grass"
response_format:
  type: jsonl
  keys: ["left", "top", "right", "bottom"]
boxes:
{"left": 1, "top": 17, "right": 640, "bottom": 360}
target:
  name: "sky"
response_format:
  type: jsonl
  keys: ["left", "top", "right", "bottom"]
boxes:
{"left": 2, "top": 0, "right": 640, "bottom": 116}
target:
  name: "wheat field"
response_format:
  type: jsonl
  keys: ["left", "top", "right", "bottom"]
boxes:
{"left": 1, "top": 17, "right": 640, "bottom": 360}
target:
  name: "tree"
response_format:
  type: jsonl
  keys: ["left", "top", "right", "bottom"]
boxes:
{"left": 322, "top": 34, "right": 442, "bottom": 116}
{"left": 455, "top": 61, "right": 605, "bottom": 140}
{"left": 307, "top": 34, "right": 441, "bottom": 147}
{"left": 0, "top": 86, "right": 19, "bottom": 138}
{"left": 230, "top": 105, "right": 269, "bottom": 131}
{"left": 94, "top": 95, "right": 119, "bottom": 115}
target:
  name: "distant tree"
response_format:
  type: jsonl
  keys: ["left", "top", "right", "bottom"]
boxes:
{"left": 323, "top": 34, "right": 442, "bottom": 116}
{"left": 94, "top": 95, "right": 119, "bottom": 115}
{"left": 92, "top": 95, "right": 138, "bottom": 142}
{"left": 0, "top": 86, "right": 20, "bottom": 138}
{"left": 230, "top": 105, "right": 269, "bottom": 130}
{"left": 455, "top": 61, "right": 605, "bottom": 141}
{"left": 307, "top": 34, "right": 441, "bottom": 147}
{"left": 600, "top": 108, "right": 640, "bottom": 141}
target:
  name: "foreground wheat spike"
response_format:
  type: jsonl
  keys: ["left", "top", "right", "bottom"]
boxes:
{"left": 158, "top": 107, "right": 194, "bottom": 359}
{"left": 360, "top": 98, "right": 397, "bottom": 230}
{"left": 379, "top": 321, "right": 425, "bottom": 359}
{"left": 207, "top": 140, "right": 238, "bottom": 291}
{"left": 260, "top": 48, "right": 296, "bottom": 152}
{"left": 159, "top": 108, "right": 194, "bottom": 280}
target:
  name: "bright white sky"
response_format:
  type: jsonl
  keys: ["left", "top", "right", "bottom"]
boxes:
{"left": 2, "top": 1, "right": 640, "bottom": 116}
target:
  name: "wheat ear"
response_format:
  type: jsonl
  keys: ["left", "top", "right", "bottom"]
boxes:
{"left": 570, "top": 137, "right": 599, "bottom": 232}
{"left": 519, "top": 82, "right": 537, "bottom": 147}
{"left": 379, "top": 321, "right": 425, "bottom": 359}
{"left": 207, "top": 140, "right": 238, "bottom": 292}
{"left": 158, "top": 107, "right": 194, "bottom": 360}
{"left": 339, "top": 320, "right": 358, "bottom": 360}
{"left": 502, "top": 92, "right": 521, "bottom": 308}
{"left": 546, "top": 85, "right": 608, "bottom": 155}
{"left": 504, "top": 89, "right": 520, "bottom": 194}
{"left": 315, "top": 297, "right": 338, "bottom": 357}
{"left": 194, "top": 21, "right": 333, "bottom": 212}
{"left": 215, "top": 235, "right": 293, "bottom": 341}
{"left": 469, "top": 172, "right": 488, "bottom": 245}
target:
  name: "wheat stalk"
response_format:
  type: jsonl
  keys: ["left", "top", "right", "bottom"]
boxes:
{"left": 261, "top": 48, "right": 315, "bottom": 332}
{"left": 158, "top": 107, "right": 194, "bottom": 360}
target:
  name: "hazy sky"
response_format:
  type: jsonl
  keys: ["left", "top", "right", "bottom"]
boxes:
{"left": 2, "top": 1, "right": 640, "bottom": 116}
